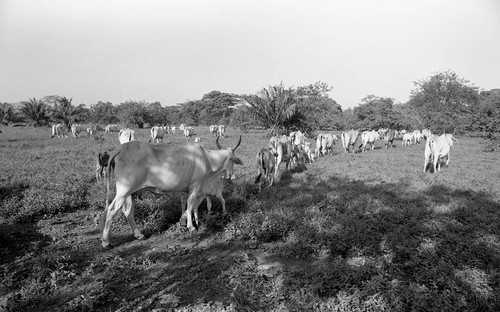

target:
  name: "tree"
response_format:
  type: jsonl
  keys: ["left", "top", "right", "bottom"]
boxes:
{"left": 19, "top": 98, "right": 50, "bottom": 126}
{"left": 90, "top": 101, "right": 119, "bottom": 124}
{"left": 178, "top": 100, "right": 202, "bottom": 125}
{"left": 198, "top": 91, "right": 237, "bottom": 125}
{"left": 50, "top": 97, "right": 87, "bottom": 128}
{"left": 117, "top": 100, "right": 149, "bottom": 128}
{"left": 147, "top": 102, "right": 170, "bottom": 126}
{"left": 352, "top": 96, "right": 399, "bottom": 130}
{"left": 0, "top": 103, "right": 22, "bottom": 125}
{"left": 247, "top": 82, "right": 298, "bottom": 135}
{"left": 408, "top": 71, "right": 480, "bottom": 132}
{"left": 295, "top": 82, "right": 343, "bottom": 132}
{"left": 472, "top": 89, "right": 500, "bottom": 135}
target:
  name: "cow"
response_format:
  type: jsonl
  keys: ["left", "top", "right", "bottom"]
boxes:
{"left": 254, "top": 147, "right": 277, "bottom": 192}
{"left": 340, "top": 130, "right": 360, "bottom": 153}
{"left": 171, "top": 126, "right": 177, "bottom": 134}
{"left": 269, "top": 135, "right": 293, "bottom": 181}
{"left": 71, "top": 124, "right": 82, "bottom": 138}
{"left": 179, "top": 124, "right": 186, "bottom": 133}
{"left": 184, "top": 126, "right": 193, "bottom": 141}
{"left": 194, "top": 137, "right": 201, "bottom": 143}
{"left": 118, "top": 128, "right": 135, "bottom": 144}
{"left": 209, "top": 125, "right": 218, "bottom": 135}
{"left": 289, "top": 131, "right": 306, "bottom": 146}
{"left": 423, "top": 133, "right": 458, "bottom": 173}
{"left": 217, "top": 125, "right": 225, "bottom": 137}
{"left": 402, "top": 133, "right": 413, "bottom": 146}
{"left": 96, "top": 151, "right": 110, "bottom": 181}
{"left": 422, "top": 129, "right": 432, "bottom": 140}
{"left": 320, "top": 133, "right": 338, "bottom": 155}
{"left": 149, "top": 126, "right": 168, "bottom": 144}
{"left": 51, "top": 123, "right": 68, "bottom": 139}
{"left": 303, "top": 142, "right": 315, "bottom": 163}
{"left": 105, "top": 124, "right": 119, "bottom": 133}
{"left": 413, "top": 130, "right": 423, "bottom": 144}
{"left": 383, "top": 129, "right": 396, "bottom": 149}
{"left": 360, "top": 130, "right": 379, "bottom": 152}
{"left": 87, "top": 125, "right": 99, "bottom": 138}
{"left": 100, "top": 141, "right": 232, "bottom": 249}
{"left": 315, "top": 134, "right": 323, "bottom": 157}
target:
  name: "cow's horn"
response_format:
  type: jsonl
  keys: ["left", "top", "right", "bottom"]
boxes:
{"left": 216, "top": 136, "right": 223, "bottom": 150}
{"left": 232, "top": 135, "right": 242, "bottom": 152}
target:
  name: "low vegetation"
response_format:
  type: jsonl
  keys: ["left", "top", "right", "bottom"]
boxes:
{"left": 1, "top": 126, "right": 499, "bottom": 311}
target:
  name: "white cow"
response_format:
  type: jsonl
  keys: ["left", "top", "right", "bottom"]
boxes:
{"left": 423, "top": 133, "right": 458, "bottom": 173}
{"left": 402, "top": 133, "right": 413, "bottom": 146}
{"left": 303, "top": 142, "right": 315, "bottom": 163}
{"left": 413, "top": 130, "right": 423, "bottom": 144}
{"left": 118, "top": 128, "right": 135, "bottom": 144}
{"left": 320, "top": 133, "right": 337, "bottom": 156}
{"left": 422, "top": 129, "right": 432, "bottom": 139}
{"left": 51, "top": 124, "right": 68, "bottom": 139}
{"left": 101, "top": 141, "right": 234, "bottom": 249}
{"left": 105, "top": 124, "right": 119, "bottom": 133}
{"left": 254, "top": 147, "right": 277, "bottom": 192}
{"left": 71, "top": 124, "right": 82, "bottom": 138}
{"left": 217, "top": 125, "right": 226, "bottom": 137}
{"left": 184, "top": 126, "right": 193, "bottom": 141}
{"left": 341, "top": 130, "right": 360, "bottom": 153}
{"left": 209, "top": 125, "right": 218, "bottom": 135}
{"left": 361, "top": 130, "right": 380, "bottom": 151}
{"left": 149, "top": 126, "right": 167, "bottom": 144}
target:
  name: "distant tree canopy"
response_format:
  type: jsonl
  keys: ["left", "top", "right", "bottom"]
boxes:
{"left": 407, "top": 70, "right": 480, "bottom": 133}
{"left": 6, "top": 71, "right": 498, "bottom": 136}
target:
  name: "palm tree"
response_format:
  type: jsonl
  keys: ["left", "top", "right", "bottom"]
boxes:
{"left": 50, "top": 97, "right": 86, "bottom": 128}
{"left": 19, "top": 98, "right": 50, "bottom": 126}
{"left": 247, "top": 82, "right": 298, "bottom": 135}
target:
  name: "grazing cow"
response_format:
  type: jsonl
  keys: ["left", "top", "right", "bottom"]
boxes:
{"left": 361, "top": 130, "right": 380, "bottom": 151}
{"left": 105, "top": 124, "right": 119, "bottom": 133}
{"left": 209, "top": 125, "right": 218, "bottom": 135}
{"left": 217, "top": 125, "right": 225, "bottom": 137}
{"left": 320, "top": 133, "right": 337, "bottom": 155}
{"left": 96, "top": 151, "right": 110, "bottom": 181}
{"left": 423, "top": 133, "right": 458, "bottom": 173}
{"left": 118, "top": 128, "right": 135, "bottom": 144}
{"left": 340, "top": 130, "right": 360, "bottom": 153}
{"left": 269, "top": 135, "right": 293, "bottom": 181}
{"left": 254, "top": 147, "right": 277, "bottom": 192}
{"left": 184, "top": 126, "right": 193, "bottom": 141}
{"left": 179, "top": 124, "right": 186, "bottom": 133}
{"left": 383, "top": 129, "right": 396, "bottom": 149}
{"left": 149, "top": 126, "right": 168, "bottom": 144}
{"left": 71, "top": 124, "right": 82, "bottom": 138}
{"left": 402, "top": 133, "right": 413, "bottom": 146}
{"left": 51, "top": 123, "right": 68, "bottom": 139}
{"left": 101, "top": 141, "right": 231, "bottom": 249}
{"left": 194, "top": 137, "right": 201, "bottom": 143}
{"left": 422, "top": 129, "right": 432, "bottom": 139}
{"left": 171, "top": 126, "right": 177, "bottom": 134}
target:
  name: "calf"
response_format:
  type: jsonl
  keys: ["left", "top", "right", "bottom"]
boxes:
{"left": 96, "top": 151, "right": 110, "bottom": 181}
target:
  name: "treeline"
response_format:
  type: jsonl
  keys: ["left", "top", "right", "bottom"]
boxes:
{"left": 1, "top": 71, "right": 499, "bottom": 136}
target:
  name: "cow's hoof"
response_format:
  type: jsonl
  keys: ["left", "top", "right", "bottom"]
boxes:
{"left": 188, "top": 226, "right": 197, "bottom": 232}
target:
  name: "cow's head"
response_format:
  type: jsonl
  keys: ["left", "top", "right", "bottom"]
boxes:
{"left": 215, "top": 135, "right": 243, "bottom": 179}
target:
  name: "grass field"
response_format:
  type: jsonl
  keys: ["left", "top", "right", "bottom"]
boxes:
{"left": 1, "top": 125, "right": 499, "bottom": 311}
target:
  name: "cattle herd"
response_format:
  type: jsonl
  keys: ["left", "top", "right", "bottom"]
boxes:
{"left": 49, "top": 123, "right": 458, "bottom": 248}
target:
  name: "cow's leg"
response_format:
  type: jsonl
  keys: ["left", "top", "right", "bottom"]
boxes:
{"left": 216, "top": 192, "right": 226, "bottom": 214}
{"left": 275, "top": 154, "right": 282, "bottom": 182}
{"left": 206, "top": 196, "right": 212, "bottom": 213}
{"left": 122, "top": 195, "right": 144, "bottom": 241}
{"left": 101, "top": 196, "right": 125, "bottom": 249}
{"left": 185, "top": 192, "right": 203, "bottom": 231}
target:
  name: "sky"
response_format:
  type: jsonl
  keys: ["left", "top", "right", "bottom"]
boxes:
{"left": 0, "top": 0, "right": 499, "bottom": 110}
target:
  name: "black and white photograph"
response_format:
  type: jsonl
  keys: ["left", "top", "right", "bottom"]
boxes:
{"left": 1, "top": 0, "right": 499, "bottom": 311}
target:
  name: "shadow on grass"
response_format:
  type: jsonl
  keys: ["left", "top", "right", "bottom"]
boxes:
{"left": 3, "top": 172, "right": 500, "bottom": 311}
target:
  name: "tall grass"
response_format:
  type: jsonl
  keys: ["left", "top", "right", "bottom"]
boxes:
{"left": 1, "top": 125, "right": 499, "bottom": 311}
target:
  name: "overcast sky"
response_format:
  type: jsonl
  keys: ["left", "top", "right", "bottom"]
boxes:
{"left": 0, "top": 0, "right": 499, "bottom": 109}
